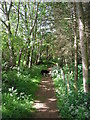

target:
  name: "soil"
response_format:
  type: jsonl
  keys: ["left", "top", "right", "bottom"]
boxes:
{"left": 33, "top": 76, "right": 60, "bottom": 118}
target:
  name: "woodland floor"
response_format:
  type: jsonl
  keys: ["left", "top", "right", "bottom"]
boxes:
{"left": 33, "top": 76, "right": 60, "bottom": 118}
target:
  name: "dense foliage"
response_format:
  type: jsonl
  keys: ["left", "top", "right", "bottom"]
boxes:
{"left": 51, "top": 65, "right": 90, "bottom": 119}
{"left": 2, "top": 65, "right": 47, "bottom": 119}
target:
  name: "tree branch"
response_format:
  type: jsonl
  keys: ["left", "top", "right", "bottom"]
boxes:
{"left": 15, "top": 1, "right": 20, "bottom": 36}
{"left": 4, "top": 2, "right": 7, "bottom": 13}
{"left": 8, "top": 1, "right": 13, "bottom": 14}
{"left": 25, "top": 3, "right": 28, "bottom": 30}
{"left": 29, "top": 3, "right": 40, "bottom": 36}
{"left": 0, "top": 18, "right": 8, "bottom": 28}
{"left": 0, "top": 7, "right": 6, "bottom": 14}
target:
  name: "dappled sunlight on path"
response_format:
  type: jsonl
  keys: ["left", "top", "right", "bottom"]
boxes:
{"left": 33, "top": 76, "right": 60, "bottom": 118}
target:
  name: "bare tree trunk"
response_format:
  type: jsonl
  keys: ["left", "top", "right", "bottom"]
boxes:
{"left": 76, "top": 3, "right": 89, "bottom": 93}
{"left": 15, "top": 1, "right": 20, "bottom": 36}
{"left": 30, "top": 46, "right": 34, "bottom": 68}
{"left": 86, "top": 2, "right": 90, "bottom": 91}
{"left": 86, "top": 2, "right": 90, "bottom": 68}
{"left": 26, "top": 3, "right": 39, "bottom": 68}
{"left": 26, "top": 49, "right": 30, "bottom": 67}
{"left": 73, "top": 2, "right": 78, "bottom": 91}
{"left": 18, "top": 48, "right": 24, "bottom": 67}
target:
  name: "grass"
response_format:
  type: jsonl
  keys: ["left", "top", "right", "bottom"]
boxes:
{"left": 2, "top": 65, "right": 47, "bottom": 119}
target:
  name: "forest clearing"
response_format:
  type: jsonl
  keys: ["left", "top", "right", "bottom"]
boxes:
{"left": 0, "top": 1, "right": 90, "bottom": 120}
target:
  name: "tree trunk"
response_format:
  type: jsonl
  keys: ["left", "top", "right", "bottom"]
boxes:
{"left": 76, "top": 3, "right": 89, "bottom": 93}
{"left": 26, "top": 50, "right": 30, "bottom": 67}
{"left": 86, "top": 2, "right": 90, "bottom": 68}
{"left": 4, "top": 2, "right": 15, "bottom": 68}
{"left": 18, "top": 48, "right": 24, "bottom": 67}
{"left": 30, "top": 46, "right": 34, "bottom": 68}
{"left": 86, "top": 2, "right": 90, "bottom": 91}
{"left": 73, "top": 2, "right": 78, "bottom": 91}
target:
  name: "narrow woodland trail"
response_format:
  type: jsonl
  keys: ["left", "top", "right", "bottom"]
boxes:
{"left": 33, "top": 76, "right": 60, "bottom": 118}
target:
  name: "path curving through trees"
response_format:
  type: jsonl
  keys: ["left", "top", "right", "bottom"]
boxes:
{"left": 33, "top": 76, "right": 60, "bottom": 118}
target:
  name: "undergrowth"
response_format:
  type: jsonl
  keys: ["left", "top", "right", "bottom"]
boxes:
{"left": 2, "top": 65, "right": 46, "bottom": 119}
{"left": 51, "top": 64, "right": 90, "bottom": 119}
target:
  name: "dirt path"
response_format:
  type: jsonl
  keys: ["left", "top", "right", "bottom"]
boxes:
{"left": 33, "top": 76, "right": 60, "bottom": 118}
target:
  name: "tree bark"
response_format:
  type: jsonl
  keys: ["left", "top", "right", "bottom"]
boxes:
{"left": 76, "top": 2, "right": 89, "bottom": 93}
{"left": 18, "top": 48, "right": 24, "bottom": 67}
{"left": 26, "top": 48, "right": 30, "bottom": 66}
{"left": 86, "top": 2, "right": 90, "bottom": 67}
{"left": 30, "top": 46, "right": 34, "bottom": 68}
{"left": 86, "top": 2, "right": 90, "bottom": 91}
{"left": 73, "top": 2, "right": 78, "bottom": 91}
{"left": 15, "top": 1, "right": 20, "bottom": 36}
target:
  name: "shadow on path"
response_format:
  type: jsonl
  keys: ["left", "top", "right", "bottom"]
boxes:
{"left": 33, "top": 76, "right": 60, "bottom": 118}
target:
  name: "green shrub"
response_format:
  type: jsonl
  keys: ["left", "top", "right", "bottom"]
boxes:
{"left": 2, "top": 65, "right": 46, "bottom": 119}
{"left": 51, "top": 65, "right": 90, "bottom": 119}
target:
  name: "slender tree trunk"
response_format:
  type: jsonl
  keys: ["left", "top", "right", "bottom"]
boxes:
{"left": 73, "top": 2, "right": 78, "bottom": 91}
{"left": 23, "top": 48, "right": 27, "bottom": 66}
{"left": 26, "top": 49, "right": 30, "bottom": 66}
{"left": 4, "top": 2, "right": 15, "bottom": 67}
{"left": 30, "top": 46, "right": 34, "bottom": 68}
{"left": 76, "top": 3, "right": 89, "bottom": 93}
{"left": 26, "top": 3, "right": 39, "bottom": 68}
{"left": 15, "top": 1, "right": 20, "bottom": 36}
{"left": 18, "top": 48, "right": 24, "bottom": 67}
{"left": 39, "top": 39, "right": 43, "bottom": 62}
